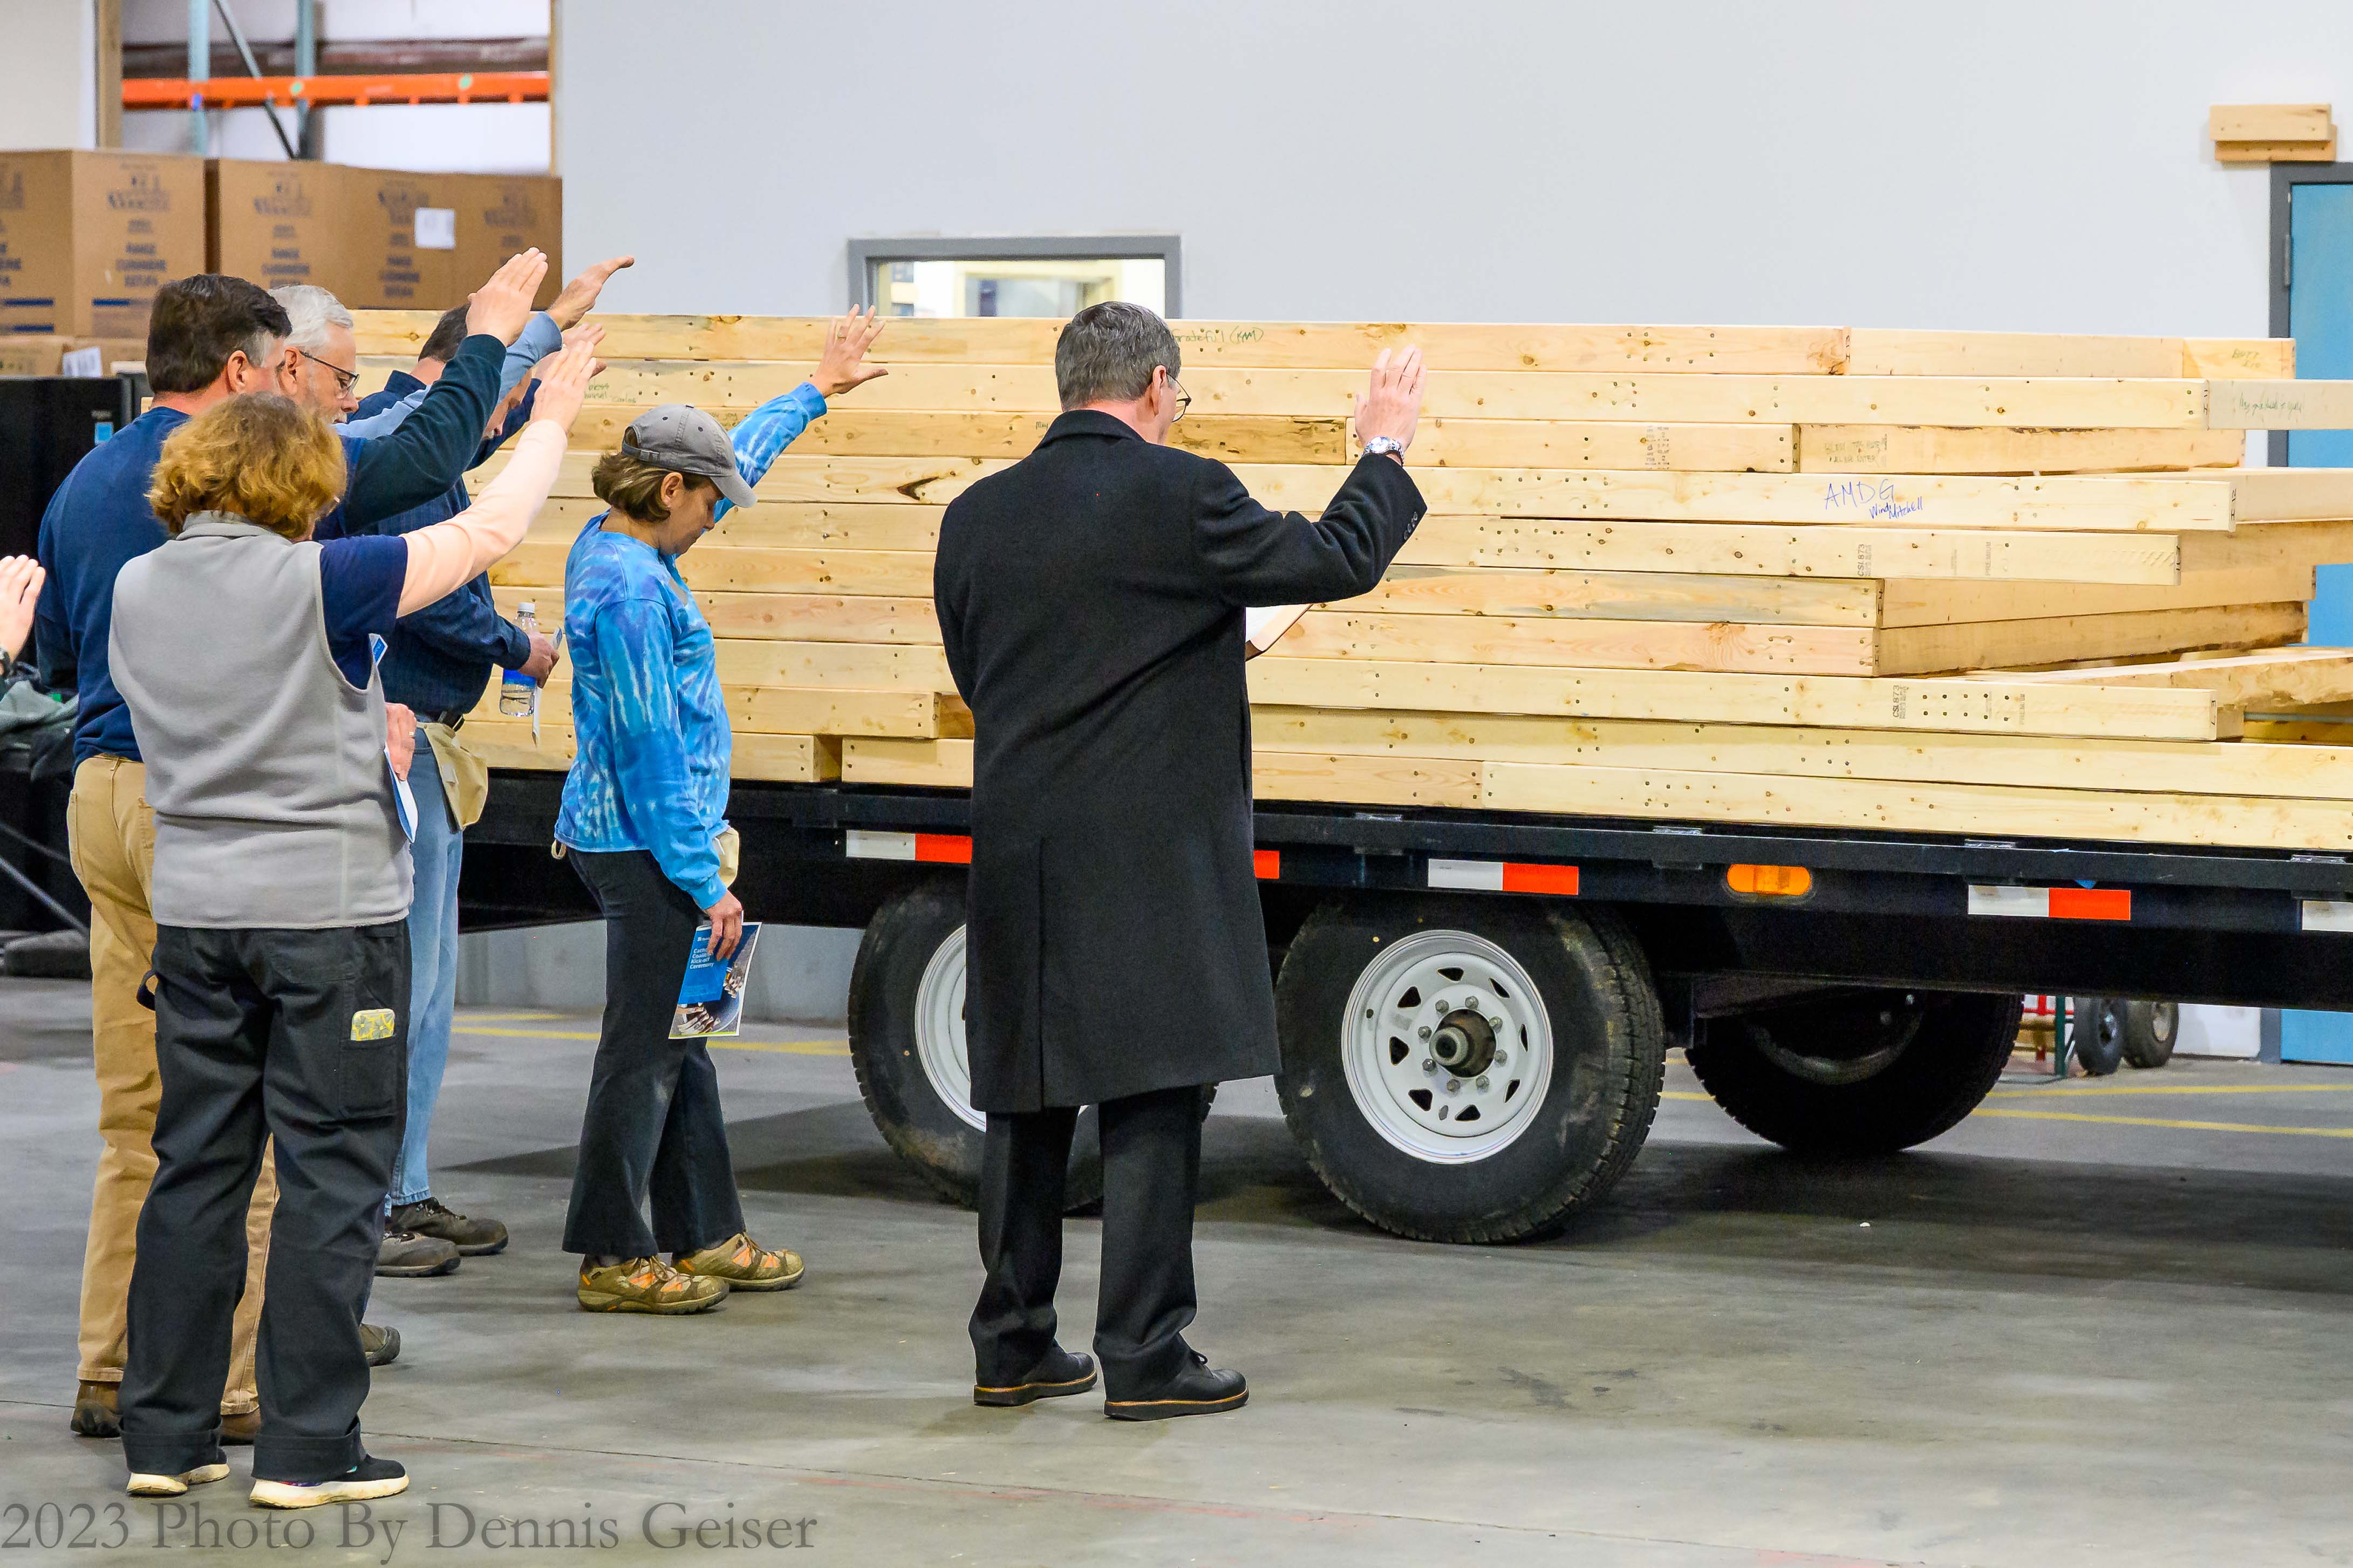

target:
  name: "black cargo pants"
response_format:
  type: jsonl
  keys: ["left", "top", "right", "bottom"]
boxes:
{"left": 120, "top": 921, "right": 408, "bottom": 1485}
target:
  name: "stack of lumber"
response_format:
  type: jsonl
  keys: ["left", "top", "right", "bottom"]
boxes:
{"left": 351, "top": 311, "right": 2353, "bottom": 852}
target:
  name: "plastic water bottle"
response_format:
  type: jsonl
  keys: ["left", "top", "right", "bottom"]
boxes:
{"left": 500, "top": 601, "right": 538, "bottom": 717}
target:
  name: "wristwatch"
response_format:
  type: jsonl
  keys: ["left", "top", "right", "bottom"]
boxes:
{"left": 1362, "top": 436, "right": 1406, "bottom": 463}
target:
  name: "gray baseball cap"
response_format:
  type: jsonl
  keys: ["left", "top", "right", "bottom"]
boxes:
{"left": 620, "top": 403, "right": 755, "bottom": 509}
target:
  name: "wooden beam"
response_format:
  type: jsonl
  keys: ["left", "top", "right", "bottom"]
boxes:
{"left": 542, "top": 500, "right": 949, "bottom": 554}
{"left": 1878, "top": 567, "right": 2311, "bottom": 628}
{"left": 1251, "top": 706, "right": 2353, "bottom": 802}
{"left": 1481, "top": 761, "right": 2353, "bottom": 852}
{"left": 713, "top": 640, "right": 953, "bottom": 690}
{"left": 1396, "top": 517, "right": 2182, "bottom": 585}
{"left": 842, "top": 738, "right": 1483, "bottom": 807}
{"left": 1844, "top": 329, "right": 2186, "bottom": 378}
{"left": 2181, "top": 518, "right": 2353, "bottom": 573}
{"left": 1986, "top": 648, "right": 2353, "bottom": 708}
{"left": 2205, "top": 381, "right": 2353, "bottom": 429}
{"left": 1796, "top": 426, "right": 2245, "bottom": 475}
{"left": 1245, "top": 659, "right": 2221, "bottom": 740}
{"left": 483, "top": 359, "right": 2228, "bottom": 427}
{"left": 350, "top": 311, "right": 1852, "bottom": 373}
{"left": 1878, "top": 602, "right": 2305, "bottom": 677}
{"left": 567, "top": 405, "right": 1349, "bottom": 464}
{"left": 842, "top": 737, "right": 974, "bottom": 788}
{"left": 2184, "top": 338, "right": 2294, "bottom": 378}
{"left": 1401, "top": 419, "right": 1794, "bottom": 473}
{"left": 1277, "top": 610, "right": 1878, "bottom": 675}
{"left": 1340, "top": 566, "right": 1881, "bottom": 626}
{"left": 490, "top": 544, "right": 937, "bottom": 598}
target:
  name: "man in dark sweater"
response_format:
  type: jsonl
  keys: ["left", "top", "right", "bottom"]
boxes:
{"left": 34, "top": 254, "right": 549, "bottom": 1442}
{"left": 339, "top": 256, "right": 630, "bottom": 1272}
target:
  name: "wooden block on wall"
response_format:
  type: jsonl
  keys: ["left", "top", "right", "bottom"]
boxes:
{"left": 1797, "top": 426, "right": 2245, "bottom": 475}
{"left": 2184, "top": 338, "right": 2294, "bottom": 378}
{"left": 1845, "top": 329, "right": 2186, "bottom": 378}
{"left": 2211, "top": 104, "right": 2335, "bottom": 162}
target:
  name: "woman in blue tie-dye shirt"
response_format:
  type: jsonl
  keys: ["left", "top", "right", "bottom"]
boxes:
{"left": 555, "top": 311, "right": 888, "bottom": 1316}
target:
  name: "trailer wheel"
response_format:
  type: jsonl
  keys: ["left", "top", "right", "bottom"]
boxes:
{"left": 1272, "top": 896, "right": 1666, "bottom": 1244}
{"left": 2066, "top": 997, "right": 2126, "bottom": 1078}
{"left": 2120, "top": 1000, "right": 2178, "bottom": 1069}
{"left": 1687, "top": 990, "right": 2022, "bottom": 1154}
{"left": 847, "top": 884, "right": 1102, "bottom": 1210}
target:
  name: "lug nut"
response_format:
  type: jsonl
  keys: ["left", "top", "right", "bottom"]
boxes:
{"left": 1422, "top": 1058, "right": 1436, "bottom": 1073}
{"left": 1418, "top": 1026, "right": 1431, "bottom": 1040}
{"left": 1476, "top": 1075, "right": 1490, "bottom": 1090}
{"left": 1433, "top": 998, "right": 1450, "bottom": 1013}
{"left": 1494, "top": 1048, "right": 1509, "bottom": 1064}
{"left": 1488, "top": 1016, "right": 1504, "bottom": 1031}
{"left": 1446, "top": 1078, "right": 1461, "bottom": 1092}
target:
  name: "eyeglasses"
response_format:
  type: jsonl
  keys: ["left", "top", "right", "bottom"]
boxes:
{"left": 1164, "top": 372, "right": 1191, "bottom": 422}
{"left": 298, "top": 347, "right": 359, "bottom": 396}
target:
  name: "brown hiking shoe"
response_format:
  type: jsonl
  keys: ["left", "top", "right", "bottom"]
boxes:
{"left": 377, "top": 1227, "right": 460, "bottom": 1278}
{"left": 71, "top": 1380, "right": 118, "bottom": 1437}
{"left": 674, "top": 1233, "right": 804, "bottom": 1291}
{"left": 389, "top": 1197, "right": 508, "bottom": 1256}
{"left": 577, "top": 1256, "right": 728, "bottom": 1314}
{"left": 361, "top": 1323, "right": 400, "bottom": 1367}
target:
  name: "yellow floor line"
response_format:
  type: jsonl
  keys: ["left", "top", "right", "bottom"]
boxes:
{"left": 454, "top": 1010, "right": 567, "bottom": 1022}
{"left": 455, "top": 1024, "right": 847, "bottom": 1057}
{"left": 1987, "top": 1081, "right": 2353, "bottom": 1101}
{"left": 1972, "top": 1107, "right": 2353, "bottom": 1139}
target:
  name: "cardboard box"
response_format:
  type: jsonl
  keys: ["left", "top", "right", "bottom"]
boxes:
{"left": 456, "top": 174, "right": 563, "bottom": 309}
{"left": 206, "top": 159, "right": 356, "bottom": 299}
{"left": 345, "top": 166, "right": 465, "bottom": 311}
{"left": 0, "top": 150, "right": 207, "bottom": 340}
{"left": 0, "top": 338, "right": 147, "bottom": 376}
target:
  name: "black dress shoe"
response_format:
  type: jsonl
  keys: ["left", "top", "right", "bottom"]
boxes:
{"left": 974, "top": 1346, "right": 1098, "bottom": 1408}
{"left": 1104, "top": 1353, "right": 1247, "bottom": 1422}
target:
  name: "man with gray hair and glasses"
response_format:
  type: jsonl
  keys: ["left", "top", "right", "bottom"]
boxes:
{"left": 936, "top": 302, "right": 1428, "bottom": 1421}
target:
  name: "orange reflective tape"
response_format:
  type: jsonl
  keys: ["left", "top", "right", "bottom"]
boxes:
{"left": 2048, "top": 886, "right": 2131, "bottom": 921}
{"left": 1499, "top": 862, "right": 1579, "bottom": 895}
{"left": 1253, "top": 850, "right": 1280, "bottom": 880}
{"left": 913, "top": 833, "right": 972, "bottom": 864}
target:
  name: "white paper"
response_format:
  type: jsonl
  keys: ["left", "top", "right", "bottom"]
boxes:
{"left": 60, "top": 346, "right": 102, "bottom": 376}
{"left": 1244, "top": 604, "right": 1308, "bottom": 659}
{"left": 413, "top": 207, "right": 458, "bottom": 250}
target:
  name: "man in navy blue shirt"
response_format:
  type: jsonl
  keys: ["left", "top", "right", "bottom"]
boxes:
{"left": 338, "top": 255, "right": 631, "bottom": 1273}
{"left": 35, "top": 252, "right": 551, "bottom": 1444}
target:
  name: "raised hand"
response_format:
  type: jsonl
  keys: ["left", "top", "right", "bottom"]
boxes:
{"left": 465, "top": 249, "right": 551, "bottom": 345}
{"left": 547, "top": 255, "right": 636, "bottom": 330}
{"left": 527, "top": 333, "right": 601, "bottom": 433}
{"left": 813, "top": 306, "right": 889, "bottom": 398}
{"left": 0, "top": 555, "right": 44, "bottom": 662}
{"left": 1355, "top": 345, "right": 1427, "bottom": 452}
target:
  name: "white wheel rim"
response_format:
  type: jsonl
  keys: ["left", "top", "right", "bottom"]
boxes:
{"left": 1340, "top": 929, "right": 1553, "bottom": 1163}
{"left": 915, "top": 925, "right": 985, "bottom": 1132}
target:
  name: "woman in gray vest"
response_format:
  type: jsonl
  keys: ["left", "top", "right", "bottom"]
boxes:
{"left": 105, "top": 340, "right": 594, "bottom": 1510}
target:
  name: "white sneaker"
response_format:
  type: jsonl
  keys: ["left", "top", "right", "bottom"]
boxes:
{"left": 126, "top": 1462, "right": 230, "bottom": 1497}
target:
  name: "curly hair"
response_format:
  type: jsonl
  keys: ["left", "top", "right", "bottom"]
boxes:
{"left": 148, "top": 393, "right": 348, "bottom": 540}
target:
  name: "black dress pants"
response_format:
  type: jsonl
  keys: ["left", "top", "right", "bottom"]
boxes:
{"left": 562, "top": 848, "right": 747, "bottom": 1258}
{"left": 121, "top": 921, "right": 408, "bottom": 1485}
{"left": 971, "top": 1084, "right": 1204, "bottom": 1398}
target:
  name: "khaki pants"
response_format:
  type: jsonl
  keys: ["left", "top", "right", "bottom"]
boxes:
{"left": 68, "top": 755, "right": 274, "bottom": 1414}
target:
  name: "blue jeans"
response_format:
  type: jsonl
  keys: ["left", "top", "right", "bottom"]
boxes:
{"left": 389, "top": 726, "right": 462, "bottom": 1209}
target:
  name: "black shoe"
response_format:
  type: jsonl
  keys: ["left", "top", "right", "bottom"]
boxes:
{"left": 388, "top": 1197, "right": 509, "bottom": 1257}
{"left": 974, "top": 1346, "right": 1098, "bottom": 1407}
{"left": 1104, "top": 1353, "right": 1247, "bottom": 1422}
{"left": 361, "top": 1324, "right": 400, "bottom": 1367}
{"left": 376, "top": 1228, "right": 459, "bottom": 1277}
{"left": 250, "top": 1453, "right": 408, "bottom": 1509}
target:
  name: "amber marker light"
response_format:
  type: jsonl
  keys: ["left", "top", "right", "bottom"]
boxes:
{"left": 1726, "top": 864, "right": 1813, "bottom": 898}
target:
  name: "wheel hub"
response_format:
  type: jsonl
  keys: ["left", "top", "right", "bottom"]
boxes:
{"left": 1340, "top": 929, "right": 1553, "bottom": 1162}
{"left": 913, "top": 924, "right": 986, "bottom": 1132}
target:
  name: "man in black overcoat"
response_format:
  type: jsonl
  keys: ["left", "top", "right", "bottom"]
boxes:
{"left": 934, "top": 303, "right": 1428, "bottom": 1420}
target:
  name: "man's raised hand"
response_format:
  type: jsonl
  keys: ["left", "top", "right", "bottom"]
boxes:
{"left": 1354, "top": 345, "right": 1427, "bottom": 453}
{"left": 547, "top": 255, "right": 635, "bottom": 330}
{"left": 465, "top": 249, "right": 550, "bottom": 345}
{"left": 813, "top": 306, "right": 889, "bottom": 398}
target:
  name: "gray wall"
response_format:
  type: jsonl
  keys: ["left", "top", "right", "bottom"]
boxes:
{"left": 560, "top": 0, "right": 2353, "bottom": 338}
{"left": 458, "top": 922, "right": 861, "bottom": 1025}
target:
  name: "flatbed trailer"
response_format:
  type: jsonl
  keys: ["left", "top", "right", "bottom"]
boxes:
{"left": 462, "top": 770, "right": 2353, "bottom": 1244}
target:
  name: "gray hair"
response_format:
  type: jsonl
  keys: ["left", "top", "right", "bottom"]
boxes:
{"left": 1055, "top": 302, "right": 1181, "bottom": 410}
{"left": 269, "top": 283, "right": 355, "bottom": 353}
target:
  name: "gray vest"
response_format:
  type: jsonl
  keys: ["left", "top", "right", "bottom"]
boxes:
{"left": 110, "top": 513, "right": 412, "bottom": 929}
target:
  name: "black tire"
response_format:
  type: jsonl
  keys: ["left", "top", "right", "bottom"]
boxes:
{"left": 2068, "top": 997, "right": 2125, "bottom": 1078}
{"left": 1272, "top": 895, "right": 1667, "bottom": 1244}
{"left": 1687, "top": 989, "right": 2023, "bottom": 1154}
{"left": 2121, "top": 1000, "right": 2179, "bottom": 1070}
{"left": 847, "top": 883, "right": 1103, "bottom": 1210}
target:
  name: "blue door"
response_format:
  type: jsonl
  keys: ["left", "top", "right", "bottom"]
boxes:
{"left": 2281, "top": 180, "right": 2353, "bottom": 1063}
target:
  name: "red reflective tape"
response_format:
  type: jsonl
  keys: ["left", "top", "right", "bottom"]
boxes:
{"left": 1499, "top": 862, "right": 1579, "bottom": 895}
{"left": 1254, "top": 850, "right": 1280, "bottom": 880}
{"left": 913, "top": 833, "right": 972, "bottom": 864}
{"left": 2047, "top": 887, "right": 2130, "bottom": 922}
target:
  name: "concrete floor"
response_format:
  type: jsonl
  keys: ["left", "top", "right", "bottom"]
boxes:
{"left": 4, "top": 979, "right": 2352, "bottom": 1566}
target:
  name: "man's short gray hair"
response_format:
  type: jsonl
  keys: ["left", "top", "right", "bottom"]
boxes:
{"left": 269, "top": 284, "right": 355, "bottom": 353}
{"left": 1055, "top": 302, "right": 1181, "bottom": 411}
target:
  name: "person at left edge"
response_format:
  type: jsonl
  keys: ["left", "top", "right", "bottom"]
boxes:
{"left": 335, "top": 255, "right": 635, "bottom": 1276}
{"left": 31, "top": 254, "right": 544, "bottom": 1443}
{"left": 109, "top": 333, "right": 596, "bottom": 1510}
